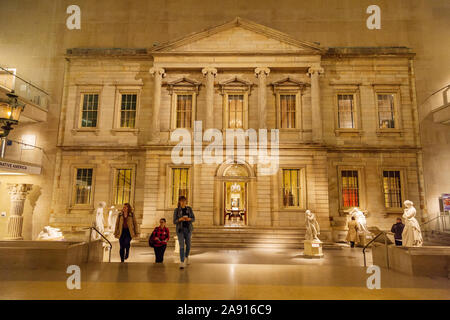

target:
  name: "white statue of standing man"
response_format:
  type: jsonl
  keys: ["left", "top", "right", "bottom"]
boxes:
{"left": 305, "top": 210, "right": 321, "bottom": 241}
{"left": 402, "top": 200, "right": 423, "bottom": 247}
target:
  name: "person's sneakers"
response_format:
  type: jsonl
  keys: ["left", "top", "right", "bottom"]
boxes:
{"left": 179, "top": 261, "right": 185, "bottom": 269}
{"left": 185, "top": 257, "right": 190, "bottom": 265}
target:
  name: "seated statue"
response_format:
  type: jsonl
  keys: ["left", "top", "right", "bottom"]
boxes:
{"left": 37, "top": 226, "right": 64, "bottom": 240}
{"left": 305, "top": 210, "right": 321, "bottom": 241}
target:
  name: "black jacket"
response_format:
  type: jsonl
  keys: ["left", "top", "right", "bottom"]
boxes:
{"left": 391, "top": 222, "right": 405, "bottom": 239}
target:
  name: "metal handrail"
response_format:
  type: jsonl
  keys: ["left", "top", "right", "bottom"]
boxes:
{"left": 86, "top": 226, "right": 112, "bottom": 262}
{"left": 420, "top": 214, "right": 446, "bottom": 228}
{"left": 363, "top": 231, "right": 393, "bottom": 268}
{"left": 0, "top": 65, "right": 49, "bottom": 96}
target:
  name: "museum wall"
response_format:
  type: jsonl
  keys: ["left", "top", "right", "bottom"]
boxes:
{"left": 0, "top": 0, "right": 448, "bottom": 236}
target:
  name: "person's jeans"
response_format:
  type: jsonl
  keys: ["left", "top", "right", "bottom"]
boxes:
{"left": 154, "top": 245, "right": 167, "bottom": 263}
{"left": 119, "top": 228, "right": 132, "bottom": 262}
{"left": 177, "top": 228, "right": 191, "bottom": 262}
{"left": 350, "top": 241, "right": 355, "bottom": 248}
{"left": 395, "top": 239, "right": 402, "bottom": 246}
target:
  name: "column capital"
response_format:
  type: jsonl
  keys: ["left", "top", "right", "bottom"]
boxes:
{"left": 255, "top": 67, "right": 270, "bottom": 77}
{"left": 149, "top": 67, "right": 166, "bottom": 78}
{"left": 7, "top": 183, "right": 33, "bottom": 201}
{"left": 307, "top": 66, "right": 324, "bottom": 76}
{"left": 201, "top": 67, "right": 218, "bottom": 77}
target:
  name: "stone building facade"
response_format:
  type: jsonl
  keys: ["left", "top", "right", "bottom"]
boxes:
{"left": 50, "top": 18, "right": 424, "bottom": 241}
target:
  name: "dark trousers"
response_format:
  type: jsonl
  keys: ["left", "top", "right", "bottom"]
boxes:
{"left": 395, "top": 239, "right": 402, "bottom": 246}
{"left": 350, "top": 241, "right": 355, "bottom": 248}
{"left": 154, "top": 245, "right": 167, "bottom": 263}
{"left": 119, "top": 228, "right": 132, "bottom": 262}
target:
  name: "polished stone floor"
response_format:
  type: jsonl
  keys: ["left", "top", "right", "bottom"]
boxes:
{"left": 0, "top": 245, "right": 448, "bottom": 300}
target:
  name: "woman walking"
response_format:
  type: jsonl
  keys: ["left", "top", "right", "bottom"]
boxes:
{"left": 114, "top": 203, "right": 138, "bottom": 262}
{"left": 150, "top": 218, "right": 170, "bottom": 263}
{"left": 173, "top": 196, "right": 195, "bottom": 269}
{"left": 346, "top": 216, "right": 359, "bottom": 248}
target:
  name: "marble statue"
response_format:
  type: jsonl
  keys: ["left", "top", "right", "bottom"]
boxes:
{"left": 350, "top": 207, "right": 370, "bottom": 234}
{"left": 108, "top": 206, "right": 119, "bottom": 232}
{"left": 402, "top": 200, "right": 423, "bottom": 247}
{"left": 94, "top": 201, "right": 106, "bottom": 239}
{"left": 37, "top": 226, "right": 64, "bottom": 240}
{"left": 305, "top": 210, "right": 321, "bottom": 241}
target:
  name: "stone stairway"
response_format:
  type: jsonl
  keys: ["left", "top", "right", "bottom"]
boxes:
{"left": 423, "top": 230, "right": 450, "bottom": 246}
{"left": 133, "top": 226, "right": 342, "bottom": 249}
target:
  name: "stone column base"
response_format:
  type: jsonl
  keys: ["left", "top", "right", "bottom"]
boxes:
{"left": 5, "top": 215, "right": 24, "bottom": 240}
{"left": 303, "top": 240, "right": 324, "bottom": 258}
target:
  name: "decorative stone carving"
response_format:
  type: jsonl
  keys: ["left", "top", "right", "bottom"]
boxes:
{"left": 37, "top": 226, "right": 64, "bottom": 241}
{"left": 305, "top": 209, "right": 321, "bottom": 241}
{"left": 5, "top": 184, "right": 33, "bottom": 240}
{"left": 255, "top": 67, "right": 270, "bottom": 129}
{"left": 402, "top": 200, "right": 423, "bottom": 247}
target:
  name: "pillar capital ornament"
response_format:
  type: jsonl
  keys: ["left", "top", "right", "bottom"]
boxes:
{"left": 201, "top": 67, "right": 218, "bottom": 77}
{"left": 307, "top": 66, "right": 324, "bottom": 76}
{"left": 149, "top": 67, "right": 166, "bottom": 78}
{"left": 254, "top": 67, "right": 270, "bottom": 77}
{"left": 7, "top": 183, "right": 33, "bottom": 201}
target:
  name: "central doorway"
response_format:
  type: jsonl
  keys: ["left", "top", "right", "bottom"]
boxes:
{"left": 224, "top": 181, "right": 247, "bottom": 226}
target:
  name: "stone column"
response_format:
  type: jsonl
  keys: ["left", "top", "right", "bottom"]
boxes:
{"left": 5, "top": 184, "right": 33, "bottom": 240}
{"left": 307, "top": 67, "right": 324, "bottom": 143}
{"left": 255, "top": 67, "right": 270, "bottom": 129}
{"left": 149, "top": 67, "right": 166, "bottom": 142}
{"left": 201, "top": 67, "right": 218, "bottom": 129}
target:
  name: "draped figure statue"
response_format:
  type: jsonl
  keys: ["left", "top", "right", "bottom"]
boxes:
{"left": 402, "top": 200, "right": 423, "bottom": 247}
{"left": 305, "top": 210, "right": 321, "bottom": 241}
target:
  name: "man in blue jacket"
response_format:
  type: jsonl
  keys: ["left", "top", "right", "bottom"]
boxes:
{"left": 391, "top": 217, "right": 405, "bottom": 246}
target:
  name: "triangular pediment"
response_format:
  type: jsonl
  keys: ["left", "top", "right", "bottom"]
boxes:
{"left": 153, "top": 17, "right": 324, "bottom": 54}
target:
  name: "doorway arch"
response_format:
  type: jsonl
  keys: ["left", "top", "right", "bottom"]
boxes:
{"left": 213, "top": 160, "right": 257, "bottom": 226}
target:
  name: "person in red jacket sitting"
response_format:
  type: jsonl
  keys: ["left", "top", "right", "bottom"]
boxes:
{"left": 150, "top": 218, "right": 170, "bottom": 263}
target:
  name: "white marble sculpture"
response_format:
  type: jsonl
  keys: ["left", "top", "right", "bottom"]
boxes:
{"left": 402, "top": 200, "right": 423, "bottom": 247}
{"left": 108, "top": 206, "right": 119, "bottom": 232}
{"left": 37, "top": 226, "right": 64, "bottom": 241}
{"left": 305, "top": 210, "right": 321, "bottom": 241}
{"left": 350, "top": 207, "right": 370, "bottom": 234}
{"left": 94, "top": 201, "right": 106, "bottom": 239}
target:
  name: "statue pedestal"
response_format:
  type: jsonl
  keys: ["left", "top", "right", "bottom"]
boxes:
{"left": 303, "top": 240, "right": 323, "bottom": 258}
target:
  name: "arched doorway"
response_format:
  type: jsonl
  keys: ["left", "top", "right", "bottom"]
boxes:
{"left": 213, "top": 161, "right": 256, "bottom": 227}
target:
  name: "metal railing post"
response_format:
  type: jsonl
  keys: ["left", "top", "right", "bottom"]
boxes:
{"left": 87, "top": 227, "right": 92, "bottom": 262}
{"left": 384, "top": 233, "right": 389, "bottom": 269}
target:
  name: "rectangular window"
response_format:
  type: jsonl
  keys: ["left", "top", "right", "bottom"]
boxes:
{"left": 282, "top": 169, "right": 302, "bottom": 207}
{"left": 377, "top": 94, "right": 396, "bottom": 129}
{"left": 75, "top": 168, "right": 93, "bottom": 204}
{"left": 120, "top": 94, "right": 137, "bottom": 128}
{"left": 228, "top": 94, "right": 244, "bottom": 128}
{"left": 171, "top": 168, "right": 190, "bottom": 206}
{"left": 81, "top": 94, "right": 99, "bottom": 127}
{"left": 383, "top": 170, "right": 402, "bottom": 208}
{"left": 280, "top": 94, "right": 296, "bottom": 129}
{"left": 341, "top": 170, "right": 359, "bottom": 207}
{"left": 176, "top": 95, "right": 193, "bottom": 128}
{"left": 114, "top": 169, "right": 133, "bottom": 205}
{"left": 337, "top": 94, "right": 355, "bottom": 129}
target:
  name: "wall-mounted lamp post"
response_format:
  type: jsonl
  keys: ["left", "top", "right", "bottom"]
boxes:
{"left": 0, "top": 91, "right": 25, "bottom": 158}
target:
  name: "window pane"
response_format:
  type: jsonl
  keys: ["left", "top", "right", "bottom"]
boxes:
{"left": 176, "top": 95, "right": 192, "bottom": 128}
{"left": 172, "top": 168, "right": 190, "bottom": 206}
{"left": 378, "top": 94, "right": 395, "bottom": 128}
{"left": 282, "top": 169, "right": 301, "bottom": 207}
{"left": 120, "top": 94, "right": 137, "bottom": 128}
{"left": 114, "top": 169, "right": 133, "bottom": 205}
{"left": 341, "top": 170, "right": 359, "bottom": 207}
{"left": 228, "top": 95, "right": 244, "bottom": 128}
{"left": 383, "top": 170, "right": 402, "bottom": 208}
{"left": 75, "top": 168, "right": 93, "bottom": 204}
{"left": 81, "top": 94, "right": 98, "bottom": 127}
{"left": 280, "top": 95, "right": 296, "bottom": 128}
{"left": 338, "top": 94, "right": 355, "bottom": 129}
